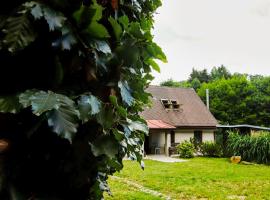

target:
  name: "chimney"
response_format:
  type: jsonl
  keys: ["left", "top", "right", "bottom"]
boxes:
{"left": 206, "top": 89, "right": 209, "bottom": 110}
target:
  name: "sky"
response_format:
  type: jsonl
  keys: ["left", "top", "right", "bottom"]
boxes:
{"left": 151, "top": 0, "right": 270, "bottom": 84}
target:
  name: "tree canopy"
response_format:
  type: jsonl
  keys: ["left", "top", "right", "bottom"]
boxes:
{"left": 0, "top": 0, "right": 166, "bottom": 199}
{"left": 160, "top": 66, "right": 270, "bottom": 127}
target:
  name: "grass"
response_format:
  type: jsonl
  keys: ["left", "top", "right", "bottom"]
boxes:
{"left": 105, "top": 157, "right": 270, "bottom": 200}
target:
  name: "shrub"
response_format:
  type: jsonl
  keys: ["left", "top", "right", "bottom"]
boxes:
{"left": 177, "top": 140, "right": 195, "bottom": 158}
{"left": 227, "top": 132, "right": 270, "bottom": 164}
{"left": 200, "top": 141, "right": 223, "bottom": 157}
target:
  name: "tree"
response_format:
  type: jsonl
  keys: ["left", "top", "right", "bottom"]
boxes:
{"left": 190, "top": 78, "right": 201, "bottom": 91}
{"left": 0, "top": 0, "right": 166, "bottom": 199}
{"left": 160, "top": 78, "right": 191, "bottom": 88}
{"left": 249, "top": 76, "right": 270, "bottom": 126}
{"left": 188, "top": 68, "right": 210, "bottom": 83}
{"left": 197, "top": 76, "right": 256, "bottom": 125}
{"left": 210, "top": 65, "right": 231, "bottom": 80}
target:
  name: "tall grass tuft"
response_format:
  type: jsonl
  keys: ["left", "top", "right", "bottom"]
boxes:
{"left": 227, "top": 132, "right": 270, "bottom": 164}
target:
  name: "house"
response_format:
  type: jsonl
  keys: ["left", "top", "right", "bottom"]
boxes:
{"left": 141, "top": 86, "right": 218, "bottom": 156}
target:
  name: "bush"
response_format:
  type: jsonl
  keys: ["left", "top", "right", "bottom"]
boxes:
{"left": 0, "top": 0, "right": 165, "bottom": 199}
{"left": 200, "top": 141, "right": 223, "bottom": 157}
{"left": 227, "top": 132, "right": 270, "bottom": 164}
{"left": 177, "top": 140, "right": 195, "bottom": 158}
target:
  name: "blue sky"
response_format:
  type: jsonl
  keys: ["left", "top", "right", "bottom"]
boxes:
{"left": 152, "top": 0, "right": 270, "bottom": 84}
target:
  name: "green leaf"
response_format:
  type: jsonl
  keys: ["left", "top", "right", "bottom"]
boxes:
{"left": 30, "top": 3, "right": 43, "bottom": 19}
{"left": 29, "top": 91, "right": 59, "bottom": 116}
{"left": 146, "top": 42, "right": 167, "bottom": 63}
{"left": 109, "top": 95, "right": 118, "bottom": 107}
{"left": 117, "top": 106, "right": 127, "bottom": 118}
{"left": 43, "top": 7, "right": 66, "bottom": 31}
{"left": 127, "top": 118, "right": 148, "bottom": 134}
{"left": 47, "top": 105, "right": 79, "bottom": 142}
{"left": 19, "top": 90, "right": 79, "bottom": 142}
{"left": 96, "top": 106, "right": 115, "bottom": 129}
{"left": 30, "top": 3, "right": 66, "bottom": 31}
{"left": 145, "top": 59, "right": 160, "bottom": 73}
{"left": 118, "top": 81, "right": 134, "bottom": 106}
{"left": 86, "top": 22, "right": 110, "bottom": 39}
{"left": 2, "top": 8, "right": 37, "bottom": 52}
{"left": 108, "top": 17, "right": 122, "bottom": 40}
{"left": 78, "top": 95, "right": 101, "bottom": 122}
{"left": 112, "top": 128, "right": 125, "bottom": 141}
{"left": 73, "top": 3, "right": 101, "bottom": 28}
{"left": 89, "top": 39, "right": 111, "bottom": 54}
{"left": 90, "top": 2, "right": 104, "bottom": 22}
{"left": 19, "top": 89, "right": 39, "bottom": 108}
{"left": 89, "top": 135, "right": 118, "bottom": 158}
{"left": 0, "top": 95, "right": 21, "bottom": 114}
{"left": 52, "top": 26, "right": 77, "bottom": 50}
{"left": 129, "top": 22, "right": 144, "bottom": 39}
{"left": 78, "top": 1, "right": 110, "bottom": 39}
{"left": 118, "top": 15, "right": 129, "bottom": 29}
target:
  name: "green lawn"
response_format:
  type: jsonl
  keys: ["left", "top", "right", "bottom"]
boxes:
{"left": 105, "top": 157, "right": 270, "bottom": 200}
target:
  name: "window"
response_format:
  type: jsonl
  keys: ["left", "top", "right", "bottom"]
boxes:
{"left": 194, "top": 130, "right": 202, "bottom": 143}
{"left": 161, "top": 99, "right": 171, "bottom": 109}
{"left": 171, "top": 100, "right": 180, "bottom": 110}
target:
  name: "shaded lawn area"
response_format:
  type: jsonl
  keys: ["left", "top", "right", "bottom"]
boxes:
{"left": 105, "top": 157, "right": 270, "bottom": 200}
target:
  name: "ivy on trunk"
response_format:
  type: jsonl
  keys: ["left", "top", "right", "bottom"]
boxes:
{"left": 0, "top": 0, "right": 165, "bottom": 199}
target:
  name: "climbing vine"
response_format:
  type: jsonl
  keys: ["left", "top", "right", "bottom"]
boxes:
{"left": 0, "top": 0, "right": 165, "bottom": 199}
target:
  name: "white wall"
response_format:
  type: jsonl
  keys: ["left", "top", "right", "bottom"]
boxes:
{"left": 175, "top": 132, "right": 194, "bottom": 143}
{"left": 174, "top": 129, "right": 215, "bottom": 144}
{"left": 202, "top": 131, "right": 215, "bottom": 142}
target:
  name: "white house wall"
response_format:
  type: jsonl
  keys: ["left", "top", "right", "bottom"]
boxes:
{"left": 175, "top": 130, "right": 194, "bottom": 143}
{"left": 147, "top": 129, "right": 215, "bottom": 155}
{"left": 174, "top": 129, "right": 215, "bottom": 143}
{"left": 202, "top": 131, "right": 215, "bottom": 142}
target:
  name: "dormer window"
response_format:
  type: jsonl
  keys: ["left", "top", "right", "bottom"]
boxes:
{"left": 161, "top": 99, "right": 182, "bottom": 111}
{"left": 171, "top": 100, "right": 180, "bottom": 110}
{"left": 161, "top": 99, "right": 171, "bottom": 109}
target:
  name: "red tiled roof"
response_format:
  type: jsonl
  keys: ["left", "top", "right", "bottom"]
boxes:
{"left": 141, "top": 86, "right": 217, "bottom": 128}
{"left": 147, "top": 120, "right": 176, "bottom": 129}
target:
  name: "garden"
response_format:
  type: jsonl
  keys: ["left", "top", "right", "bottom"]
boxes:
{"left": 105, "top": 132, "right": 270, "bottom": 199}
{"left": 105, "top": 158, "right": 270, "bottom": 200}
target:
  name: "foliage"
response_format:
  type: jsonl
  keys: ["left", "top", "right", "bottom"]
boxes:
{"left": 176, "top": 140, "right": 195, "bottom": 158}
{"left": 200, "top": 141, "right": 223, "bottom": 157}
{"left": 227, "top": 132, "right": 270, "bottom": 164}
{"left": 0, "top": 0, "right": 165, "bottom": 199}
{"left": 160, "top": 79, "right": 191, "bottom": 88}
{"left": 188, "top": 68, "right": 211, "bottom": 83}
{"left": 106, "top": 158, "right": 270, "bottom": 200}
{"left": 197, "top": 76, "right": 256, "bottom": 125}
{"left": 248, "top": 76, "right": 270, "bottom": 126}
{"left": 210, "top": 65, "right": 231, "bottom": 80}
{"left": 160, "top": 66, "right": 270, "bottom": 127}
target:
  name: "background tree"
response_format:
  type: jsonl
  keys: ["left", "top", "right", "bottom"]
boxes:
{"left": 210, "top": 65, "right": 231, "bottom": 80}
{"left": 197, "top": 76, "right": 256, "bottom": 125}
{"left": 0, "top": 0, "right": 166, "bottom": 199}
{"left": 160, "top": 67, "right": 270, "bottom": 127}
{"left": 160, "top": 78, "right": 191, "bottom": 88}
{"left": 188, "top": 68, "right": 211, "bottom": 83}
